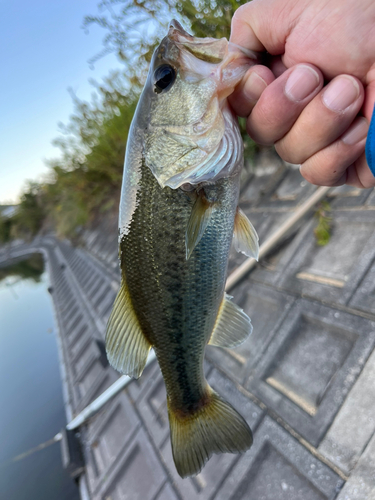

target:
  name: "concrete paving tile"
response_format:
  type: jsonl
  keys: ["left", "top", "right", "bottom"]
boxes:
{"left": 319, "top": 345, "right": 375, "bottom": 475}
{"left": 247, "top": 299, "right": 375, "bottom": 446}
{"left": 93, "top": 285, "right": 112, "bottom": 311}
{"left": 73, "top": 341, "right": 100, "bottom": 375}
{"left": 91, "top": 371, "right": 116, "bottom": 400}
{"left": 349, "top": 256, "right": 375, "bottom": 315}
{"left": 70, "top": 329, "right": 90, "bottom": 359}
{"left": 336, "top": 431, "right": 375, "bottom": 500}
{"left": 69, "top": 322, "right": 88, "bottom": 346}
{"left": 251, "top": 213, "right": 315, "bottom": 287}
{"left": 77, "top": 370, "right": 118, "bottom": 413}
{"left": 277, "top": 211, "right": 375, "bottom": 304}
{"left": 154, "top": 482, "right": 180, "bottom": 500}
{"left": 257, "top": 167, "right": 316, "bottom": 210}
{"left": 85, "top": 392, "right": 140, "bottom": 489}
{"left": 216, "top": 417, "right": 344, "bottom": 500}
{"left": 365, "top": 188, "right": 375, "bottom": 206}
{"left": 327, "top": 185, "right": 373, "bottom": 208}
{"left": 95, "top": 427, "right": 166, "bottom": 500}
{"left": 230, "top": 210, "right": 298, "bottom": 284}
{"left": 67, "top": 313, "right": 83, "bottom": 334}
{"left": 227, "top": 210, "right": 297, "bottom": 279}
{"left": 137, "top": 372, "right": 169, "bottom": 448}
{"left": 239, "top": 157, "right": 285, "bottom": 208}
{"left": 61, "top": 297, "right": 76, "bottom": 317}
{"left": 126, "top": 358, "right": 161, "bottom": 403}
{"left": 208, "top": 368, "right": 264, "bottom": 429}
{"left": 97, "top": 291, "right": 116, "bottom": 318}
{"left": 77, "top": 359, "right": 105, "bottom": 394}
{"left": 88, "top": 280, "right": 108, "bottom": 303}
{"left": 207, "top": 283, "right": 295, "bottom": 384}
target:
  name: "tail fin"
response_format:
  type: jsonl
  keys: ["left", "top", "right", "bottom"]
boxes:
{"left": 168, "top": 387, "right": 253, "bottom": 478}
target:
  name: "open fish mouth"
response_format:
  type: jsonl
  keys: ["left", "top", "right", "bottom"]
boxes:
{"left": 169, "top": 18, "right": 257, "bottom": 71}
{"left": 168, "top": 19, "right": 229, "bottom": 64}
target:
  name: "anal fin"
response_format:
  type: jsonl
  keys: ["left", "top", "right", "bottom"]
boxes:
{"left": 208, "top": 293, "right": 252, "bottom": 348}
{"left": 233, "top": 207, "right": 259, "bottom": 260}
{"left": 105, "top": 280, "right": 151, "bottom": 378}
{"left": 186, "top": 191, "right": 213, "bottom": 259}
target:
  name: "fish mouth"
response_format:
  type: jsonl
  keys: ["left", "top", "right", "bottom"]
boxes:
{"left": 168, "top": 19, "right": 228, "bottom": 64}
{"left": 168, "top": 19, "right": 193, "bottom": 40}
{"left": 168, "top": 19, "right": 258, "bottom": 65}
{"left": 167, "top": 19, "right": 257, "bottom": 96}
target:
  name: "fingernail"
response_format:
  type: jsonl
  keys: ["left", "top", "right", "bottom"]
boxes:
{"left": 323, "top": 76, "right": 360, "bottom": 112}
{"left": 341, "top": 117, "right": 368, "bottom": 145}
{"left": 243, "top": 72, "right": 268, "bottom": 101}
{"left": 285, "top": 65, "right": 320, "bottom": 102}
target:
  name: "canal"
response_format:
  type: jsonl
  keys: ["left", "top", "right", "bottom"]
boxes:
{"left": 0, "top": 254, "right": 79, "bottom": 500}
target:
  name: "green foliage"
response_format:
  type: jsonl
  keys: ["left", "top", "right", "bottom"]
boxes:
{"left": 314, "top": 201, "right": 332, "bottom": 246}
{"left": 7, "top": 182, "right": 46, "bottom": 241}
{"left": 42, "top": 74, "right": 140, "bottom": 238}
{"left": 0, "top": 254, "right": 44, "bottom": 283}
{"left": 84, "top": 0, "right": 245, "bottom": 72}
{"left": 6, "top": 0, "right": 254, "bottom": 241}
{"left": 0, "top": 215, "right": 12, "bottom": 243}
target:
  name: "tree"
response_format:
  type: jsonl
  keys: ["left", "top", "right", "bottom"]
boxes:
{"left": 84, "top": 0, "right": 246, "bottom": 73}
{"left": 10, "top": 182, "right": 46, "bottom": 240}
{"left": 44, "top": 72, "right": 140, "bottom": 237}
{"left": 3, "top": 0, "right": 255, "bottom": 242}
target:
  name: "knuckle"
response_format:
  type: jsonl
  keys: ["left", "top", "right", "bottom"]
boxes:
{"left": 275, "top": 141, "right": 304, "bottom": 164}
{"left": 300, "top": 155, "right": 346, "bottom": 187}
{"left": 233, "top": 4, "right": 250, "bottom": 21}
{"left": 248, "top": 112, "right": 286, "bottom": 145}
{"left": 299, "top": 164, "right": 322, "bottom": 186}
{"left": 246, "top": 120, "right": 273, "bottom": 145}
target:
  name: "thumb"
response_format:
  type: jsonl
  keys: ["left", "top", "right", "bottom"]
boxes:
{"left": 230, "top": 0, "right": 301, "bottom": 55}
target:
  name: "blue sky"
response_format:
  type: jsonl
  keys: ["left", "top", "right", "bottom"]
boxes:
{"left": 0, "top": 0, "right": 120, "bottom": 204}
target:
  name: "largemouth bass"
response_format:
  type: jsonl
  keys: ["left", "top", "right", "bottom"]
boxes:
{"left": 106, "top": 20, "right": 259, "bottom": 478}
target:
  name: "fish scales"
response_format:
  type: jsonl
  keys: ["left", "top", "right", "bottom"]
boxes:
{"left": 121, "top": 159, "right": 239, "bottom": 411}
{"left": 105, "top": 19, "right": 260, "bottom": 478}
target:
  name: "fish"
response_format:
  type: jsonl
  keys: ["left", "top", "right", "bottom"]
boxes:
{"left": 105, "top": 19, "right": 259, "bottom": 478}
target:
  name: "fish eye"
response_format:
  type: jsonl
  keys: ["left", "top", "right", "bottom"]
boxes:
{"left": 153, "top": 64, "right": 176, "bottom": 94}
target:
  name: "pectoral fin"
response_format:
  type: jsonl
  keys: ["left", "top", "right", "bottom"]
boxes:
{"left": 186, "top": 191, "right": 213, "bottom": 259}
{"left": 105, "top": 280, "right": 151, "bottom": 378}
{"left": 208, "top": 293, "right": 252, "bottom": 348}
{"left": 233, "top": 208, "right": 259, "bottom": 260}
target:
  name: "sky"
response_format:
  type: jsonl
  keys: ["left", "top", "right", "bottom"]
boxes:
{"left": 0, "top": 0, "right": 120, "bottom": 204}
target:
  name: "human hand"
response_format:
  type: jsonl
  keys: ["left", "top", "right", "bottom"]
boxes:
{"left": 229, "top": 0, "right": 375, "bottom": 188}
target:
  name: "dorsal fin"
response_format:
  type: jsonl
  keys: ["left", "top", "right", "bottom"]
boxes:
{"left": 233, "top": 207, "right": 259, "bottom": 260}
{"left": 208, "top": 293, "right": 252, "bottom": 348}
{"left": 186, "top": 191, "right": 213, "bottom": 259}
{"left": 105, "top": 280, "right": 151, "bottom": 378}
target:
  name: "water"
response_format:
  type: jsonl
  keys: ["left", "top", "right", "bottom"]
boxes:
{"left": 0, "top": 258, "right": 80, "bottom": 500}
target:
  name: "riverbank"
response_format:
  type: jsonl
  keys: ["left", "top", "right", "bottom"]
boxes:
{"left": 2, "top": 162, "right": 375, "bottom": 499}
